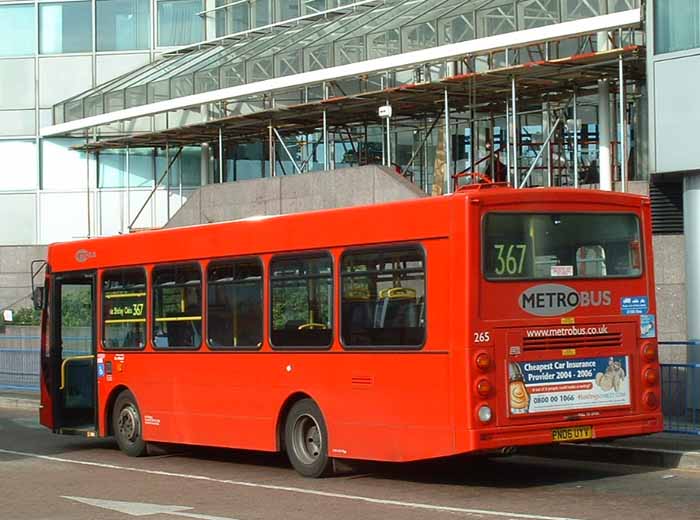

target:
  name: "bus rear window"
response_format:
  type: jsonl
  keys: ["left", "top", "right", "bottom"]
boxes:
{"left": 484, "top": 213, "right": 642, "bottom": 280}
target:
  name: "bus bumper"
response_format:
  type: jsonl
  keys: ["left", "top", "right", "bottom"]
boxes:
{"left": 465, "top": 413, "right": 663, "bottom": 451}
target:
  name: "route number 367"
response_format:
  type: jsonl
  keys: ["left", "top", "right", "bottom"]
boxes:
{"left": 473, "top": 331, "right": 491, "bottom": 343}
{"left": 494, "top": 243, "right": 527, "bottom": 276}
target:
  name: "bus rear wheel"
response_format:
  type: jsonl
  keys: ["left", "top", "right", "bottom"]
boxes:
{"left": 113, "top": 390, "right": 147, "bottom": 457}
{"left": 284, "top": 399, "right": 332, "bottom": 478}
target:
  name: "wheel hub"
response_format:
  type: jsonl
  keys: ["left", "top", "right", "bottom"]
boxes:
{"left": 118, "top": 406, "right": 139, "bottom": 443}
{"left": 292, "top": 414, "right": 322, "bottom": 465}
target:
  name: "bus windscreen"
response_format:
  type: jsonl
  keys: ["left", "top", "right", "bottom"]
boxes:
{"left": 484, "top": 213, "right": 642, "bottom": 280}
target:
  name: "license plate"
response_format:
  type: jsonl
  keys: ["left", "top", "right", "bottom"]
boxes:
{"left": 552, "top": 426, "right": 593, "bottom": 442}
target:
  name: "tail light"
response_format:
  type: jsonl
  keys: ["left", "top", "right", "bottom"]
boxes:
{"left": 642, "top": 342, "right": 657, "bottom": 362}
{"left": 643, "top": 391, "right": 659, "bottom": 409}
{"left": 644, "top": 368, "right": 659, "bottom": 386}
{"left": 476, "top": 378, "right": 492, "bottom": 397}
{"left": 475, "top": 352, "right": 491, "bottom": 371}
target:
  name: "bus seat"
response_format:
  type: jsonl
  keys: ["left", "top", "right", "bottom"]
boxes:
{"left": 374, "top": 287, "right": 418, "bottom": 328}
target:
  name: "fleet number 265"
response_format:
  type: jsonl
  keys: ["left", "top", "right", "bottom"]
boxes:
{"left": 473, "top": 331, "right": 491, "bottom": 343}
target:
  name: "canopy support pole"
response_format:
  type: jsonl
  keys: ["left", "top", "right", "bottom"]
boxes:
{"left": 274, "top": 128, "right": 302, "bottom": 175}
{"left": 129, "top": 146, "right": 182, "bottom": 232}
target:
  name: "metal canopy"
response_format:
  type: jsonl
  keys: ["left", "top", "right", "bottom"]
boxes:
{"left": 54, "top": 0, "right": 640, "bottom": 127}
{"left": 73, "top": 45, "right": 644, "bottom": 152}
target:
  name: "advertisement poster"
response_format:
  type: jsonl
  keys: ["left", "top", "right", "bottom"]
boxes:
{"left": 509, "top": 356, "right": 630, "bottom": 415}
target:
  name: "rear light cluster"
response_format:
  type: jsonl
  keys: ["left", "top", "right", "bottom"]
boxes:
{"left": 474, "top": 351, "right": 494, "bottom": 424}
{"left": 640, "top": 341, "right": 660, "bottom": 410}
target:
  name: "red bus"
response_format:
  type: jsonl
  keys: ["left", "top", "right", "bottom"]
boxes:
{"left": 36, "top": 186, "right": 663, "bottom": 477}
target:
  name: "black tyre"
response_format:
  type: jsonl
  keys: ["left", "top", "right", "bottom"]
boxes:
{"left": 112, "top": 390, "right": 147, "bottom": 457}
{"left": 284, "top": 399, "right": 332, "bottom": 478}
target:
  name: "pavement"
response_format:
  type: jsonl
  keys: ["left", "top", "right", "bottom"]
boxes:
{"left": 0, "top": 389, "right": 40, "bottom": 410}
{"left": 3, "top": 390, "right": 700, "bottom": 471}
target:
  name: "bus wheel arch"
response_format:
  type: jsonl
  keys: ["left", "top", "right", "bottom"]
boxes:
{"left": 104, "top": 385, "right": 131, "bottom": 436}
{"left": 276, "top": 392, "right": 312, "bottom": 452}
{"left": 281, "top": 396, "right": 333, "bottom": 478}
{"left": 111, "top": 388, "right": 148, "bottom": 457}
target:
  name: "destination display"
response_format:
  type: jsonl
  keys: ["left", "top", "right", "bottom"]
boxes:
{"left": 103, "top": 293, "right": 146, "bottom": 322}
{"left": 508, "top": 356, "right": 630, "bottom": 415}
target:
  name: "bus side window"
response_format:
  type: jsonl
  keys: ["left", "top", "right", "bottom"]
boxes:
{"left": 102, "top": 268, "right": 147, "bottom": 350}
{"left": 341, "top": 246, "right": 425, "bottom": 348}
{"left": 207, "top": 258, "right": 263, "bottom": 349}
{"left": 270, "top": 254, "right": 333, "bottom": 349}
{"left": 152, "top": 264, "right": 202, "bottom": 349}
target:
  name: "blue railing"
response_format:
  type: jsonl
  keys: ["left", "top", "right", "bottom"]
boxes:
{"left": 0, "top": 335, "right": 90, "bottom": 392}
{"left": 660, "top": 341, "right": 700, "bottom": 435}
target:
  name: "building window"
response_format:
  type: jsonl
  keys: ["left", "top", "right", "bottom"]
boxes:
{"left": 103, "top": 269, "right": 147, "bottom": 350}
{"left": 270, "top": 254, "right": 332, "bottom": 348}
{"left": 155, "top": 146, "right": 202, "bottom": 187}
{"left": 157, "top": 0, "right": 204, "bottom": 47}
{"left": 215, "top": 0, "right": 249, "bottom": 37}
{"left": 252, "top": 0, "right": 270, "bottom": 28}
{"left": 97, "top": 0, "right": 151, "bottom": 51}
{"left": 98, "top": 148, "right": 155, "bottom": 188}
{"left": 0, "top": 5, "right": 35, "bottom": 57}
{"left": 207, "top": 259, "right": 263, "bottom": 349}
{"left": 341, "top": 247, "right": 425, "bottom": 348}
{"left": 0, "top": 140, "right": 38, "bottom": 191}
{"left": 275, "top": 0, "right": 299, "bottom": 23}
{"left": 39, "top": 2, "right": 93, "bottom": 54}
{"left": 42, "top": 138, "right": 96, "bottom": 191}
{"left": 153, "top": 264, "right": 202, "bottom": 349}
{"left": 655, "top": 0, "right": 700, "bottom": 54}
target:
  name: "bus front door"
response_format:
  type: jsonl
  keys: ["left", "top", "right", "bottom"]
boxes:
{"left": 42, "top": 272, "right": 98, "bottom": 435}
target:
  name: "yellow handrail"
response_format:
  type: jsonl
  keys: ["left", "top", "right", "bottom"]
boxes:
{"left": 60, "top": 355, "right": 95, "bottom": 391}
{"left": 155, "top": 316, "right": 202, "bottom": 322}
{"left": 105, "top": 318, "right": 146, "bottom": 324}
{"left": 298, "top": 323, "right": 327, "bottom": 330}
{"left": 379, "top": 287, "right": 416, "bottom": 300}
{"left": 105, "top": 292, "right": 146, "bottom": 299}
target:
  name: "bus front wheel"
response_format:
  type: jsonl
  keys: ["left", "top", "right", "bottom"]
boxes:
{"left": 284, "top": 399, "right": 332, "bottom": 478}
{"left": 113, "top": 390, "right": 147, "bottom": 457}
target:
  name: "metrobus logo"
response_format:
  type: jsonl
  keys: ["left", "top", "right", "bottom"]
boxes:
{"left": 519, "top": 284, "right": 611, "bottom": 317}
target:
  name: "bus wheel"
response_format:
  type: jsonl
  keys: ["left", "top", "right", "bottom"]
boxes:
{"left": 113, "top": 390, "right": 147, "bottom": 457}
{"left": 284, "top": 399, "right": 332, "bottom": 478}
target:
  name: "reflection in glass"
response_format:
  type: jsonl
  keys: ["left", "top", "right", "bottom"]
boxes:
{"left": 0, "top": 5, "right": 35, "bottom": 57}
{"left": 97, "top": 0, "right": 150, "bottom": 51}
{"left": 341, "top": 247, "right": 425, "bottom": 347}
{"left": 208, "top": 260, "right": 263, "bottom": 348}
{"left": 40, "top": 2, "right": 93, "bottom": 54}
{"left": 655, "top": 0, "right": 700, "bottom": 55}
{"left": 157, "top": 0, "right": 204, "bottom": 47}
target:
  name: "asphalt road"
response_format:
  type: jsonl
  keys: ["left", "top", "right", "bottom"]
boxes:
{"left": 1, "top": 408, "right": 698, "bottom": 520}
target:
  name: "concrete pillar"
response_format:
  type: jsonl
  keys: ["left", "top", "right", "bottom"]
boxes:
{"left": 684, "top": 173, "right": 700, "bottom": 355}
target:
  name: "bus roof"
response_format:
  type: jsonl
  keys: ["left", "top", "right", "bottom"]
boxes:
{"left": 47, "top": 187, "right": 648, "bottom": 273}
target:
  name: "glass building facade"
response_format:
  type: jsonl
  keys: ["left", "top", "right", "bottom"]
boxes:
{"left": 0, "top": 0, "right": 653, "bottom": 246}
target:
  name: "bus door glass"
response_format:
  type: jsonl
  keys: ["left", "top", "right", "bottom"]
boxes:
{"left": 48, "top": 273, "right": 97, "bottom": 433}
